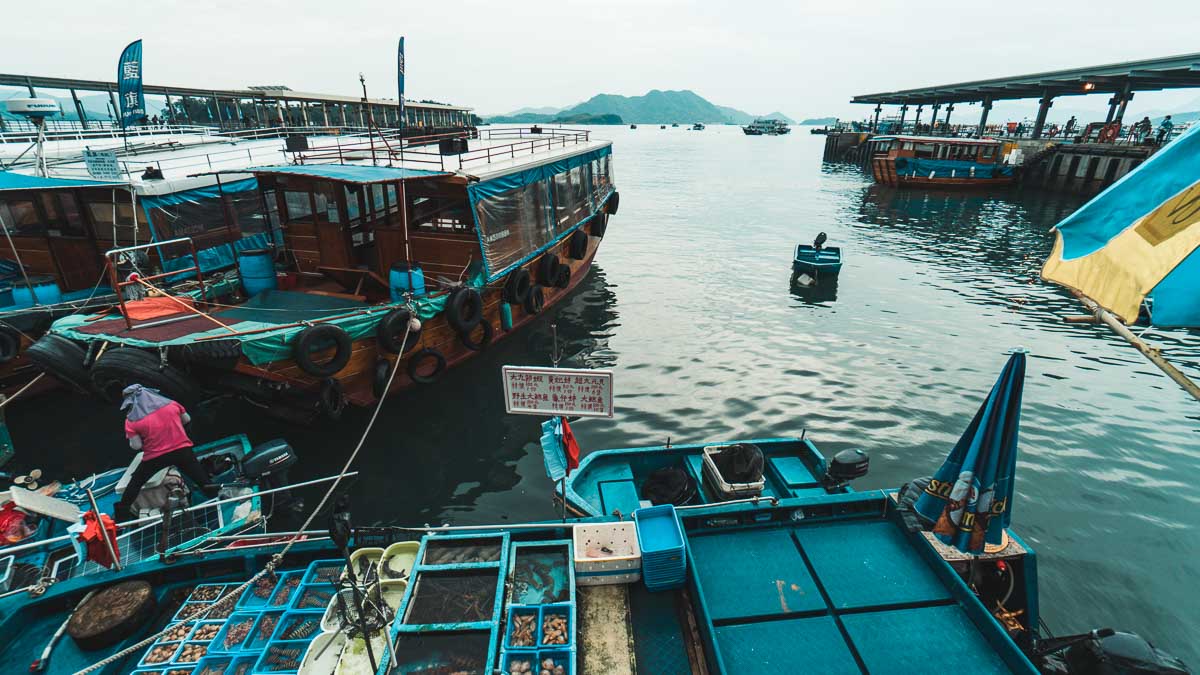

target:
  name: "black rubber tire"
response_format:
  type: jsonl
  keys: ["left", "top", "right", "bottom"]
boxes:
{"left": 568, "top": 229, "right": 588, "bottom": 260}
{"left": 460, "top": 319, "right": 494, "bottom": 351}
{"left": 372, "top": 359, "right": 394, "bottom": 399}
{"left": 292, "top": 324, "right": 352, "bottom": 378}
{"left": 376, "top": 308, "right": 420, "bottom": 355}
{"left": 590, "top": 214, "right": 608, "bottom": 238}
{"left": 554, "top": 264, "right": 571, "bottom": 289}
{"left": 407, "top": 348, "right": 446, "bottom": 384}
{"left": 0, "top": 326, "right": 20, "bottom": 364}
{"left": 537, "top": 254, "right": 560, "bottom": 285}
{"left": 446, "top": 287, "right": 483, "bottom": 334}
{"left": 175, "top": 339, "right": 242, "bottom": 368}
{"left": 318, "top": 378, "right": 346, "bottom": 420}
{"left": 91, "top": 348, "right": 200, "bottom": 405}
{"left": 524, "top": 285, "right": 545, "bottom": 315}
{"left": 503, "top": 268, "right": 532, "bottom": 305}
{"left": 605, "top": 190, "right": 620, "bottom": 215}
{"left": 68, "top": 580, "right": 156, "bottom": 651}
{"left": 25, "top": 334, "right": 91, "bottom": 393}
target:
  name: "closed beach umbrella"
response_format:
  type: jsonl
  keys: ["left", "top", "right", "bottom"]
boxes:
{"left": 915, "top": 349, "right": 1026, "bottom": 554}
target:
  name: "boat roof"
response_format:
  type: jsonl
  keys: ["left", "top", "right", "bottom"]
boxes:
{"left": 245, "top": 164, "right": 447, "bottom": 183}
{"left": 873, "top": 135, "right": 1003, "bottom": 145}
{"left": 0, "top": 171, "right": 125, "bottom": 192}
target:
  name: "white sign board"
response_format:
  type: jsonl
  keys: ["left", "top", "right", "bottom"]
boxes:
{"left": 83, "top": 149, "right": 123, "bottom": 181}
{"left": 502, "top": 366, "right": 614, "bottom": 418}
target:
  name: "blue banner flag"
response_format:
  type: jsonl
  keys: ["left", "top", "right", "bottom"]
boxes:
{"left": 397, "top": 37, "right": 406, "bottom": 122}
{"left": 117, "top": 40, "right": 145, "bottom": 127}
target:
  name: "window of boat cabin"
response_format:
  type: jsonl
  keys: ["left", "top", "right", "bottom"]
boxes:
{"left": 553, "top": 165, "right": 590, "bottom": 234}
{"left": 590, "top": 155, "right": 613, "bottom": 206}
{"left": 38, "top": 192, "right": 87, "bottom": 237}
{"left": 473, "top": 180, "right": 552, "bottom": 274}
{"left": 980, "top": 145, "right": 996, "bottom": 160}
{"left": 84, "top": 196, "right": 138, "bottom": 243}
{"left": 0, "top": 198, "right": 43, "bottom": 235}
{"left": 913, "top": 142, "right": 936, "bottom": 159}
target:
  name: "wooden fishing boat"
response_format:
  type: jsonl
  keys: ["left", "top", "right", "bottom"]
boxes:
{"left": 2, "top": 481, "right": 1180, "bottom": 674}
{"left": 28, "top": 127, "right": 619, "bottom": 421}
{"left": 792, "top": 243, "right": 843, "bottom": 278}
{"left": 870, "top": 135, "right": 1017, "bottom": 188}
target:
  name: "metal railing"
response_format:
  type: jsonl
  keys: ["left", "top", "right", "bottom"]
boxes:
{"left": 105, "top": 237, "right": 208, "bottom": 330}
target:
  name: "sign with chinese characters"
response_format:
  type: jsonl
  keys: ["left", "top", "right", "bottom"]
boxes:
{"left": 502, "top": 366, "right": 614, "bottom": 418}
{"left": 117, "top": 39, "right": 145, "bottom": 127}
{"left": 82, "top": 150, "right": 123, "bottom": 181}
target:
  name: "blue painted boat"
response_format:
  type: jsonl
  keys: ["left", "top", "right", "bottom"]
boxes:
{"left": 792, "top": 243, "right": 843, "bottom": 277}
{"left": 0, "top": 434, "right": 297, "bottom": 597}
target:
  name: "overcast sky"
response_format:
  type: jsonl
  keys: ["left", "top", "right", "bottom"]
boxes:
{"left": 5, "top": 0, "right": 1200, "bottom": 121}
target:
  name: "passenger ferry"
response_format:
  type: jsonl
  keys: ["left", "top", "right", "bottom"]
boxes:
{"left": 869, "top": 135, "right": 1017, "bottom": 188}
{"left": 29, "top": 127, "right": 618, "bottom": 421}
{"left": 742, "top": 119, "right": 791, "bottom": 136}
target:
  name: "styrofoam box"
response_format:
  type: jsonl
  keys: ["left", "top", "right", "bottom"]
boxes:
{"left": 572, "top": 521, "right": 641, "bottom": 586}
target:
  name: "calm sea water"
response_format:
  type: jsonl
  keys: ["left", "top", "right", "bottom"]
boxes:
{"left": 12, "top": 125, "right": 1199, "bottom": 663}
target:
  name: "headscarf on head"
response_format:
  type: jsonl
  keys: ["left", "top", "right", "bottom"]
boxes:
{"left": 120, "top": 384, "right": 176, "bottom": 421}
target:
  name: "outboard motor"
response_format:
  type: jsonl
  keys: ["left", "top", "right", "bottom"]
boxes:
{"left": 813, "top": 231, "right": 828, "bottom": 251}
{"left": 824, "top": 448, "right": 869, "bottom": 487}
{"left": 240, "top": 439, "right": 302, "bottom": 517}
{"left": 1036, "top": 629, "right": 1190, "bottom": 675}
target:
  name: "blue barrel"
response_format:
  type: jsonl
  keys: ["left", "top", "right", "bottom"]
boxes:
{"left": 12, "top": 275, "right": 61, "bottom": 307}
{"left": 238, "top": 249, "right": 278, "bottom": 297}
{"left": 500, "top": 302, "right": 513, "bottom": 331}
{"left": 390, "top": 262, "right": 426, "bottom": 301}
{"left": 0, "top": 282, "right": 13, "bottom": 308}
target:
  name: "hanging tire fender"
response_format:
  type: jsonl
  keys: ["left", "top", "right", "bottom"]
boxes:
{"left": 292, "top": 324, "right": 353, "bottom": 378}
{"left": 91, "top": 347, "right": 200, "bottom": 405}
{"left": 590, "top": 213, "right": 608, "bottom": 238}
{"left": 376, "top": 308, "right": 421, "bottom": 355}
{"left": 554, "top": 264, "right": 571, "bottom": 289}
{"left": 318, "top": 378, "right": 346, "bottom": 420}
{"left": 605, "top": 191, "right": 620, "bottom": 215}
{"left": 503, "top": 268, "right": 533, "bottom": 305}
{"left": 460, "top": 319, "right": 494, "bottom": 351}
{"left": 537, "top": 254, "right": 560, "bottom": 285}
{"left": 524, "top": 285, "right": 545, "bottom": 314}
{"left": 372, "top": 358, "right": 393, "bottom": 399}
{"left": 407, "top": 348, "right": 446, "bottom": 384}
{"left": 445, "top": 287, "right": 483, "bottom": 334}
{"left": 568, "top": 229, "right": 588, "bottom": 260}
{"left": 25, "top": 334, "right": 91, "bottom": 393}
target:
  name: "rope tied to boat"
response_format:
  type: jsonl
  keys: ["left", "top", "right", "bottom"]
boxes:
{"left": 74, "top": 321, "right": 412, "bottom": 675}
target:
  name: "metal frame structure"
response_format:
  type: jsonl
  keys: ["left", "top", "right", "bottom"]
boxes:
{"left": 852, "top": 51, "right": 1200, "bottom": 138}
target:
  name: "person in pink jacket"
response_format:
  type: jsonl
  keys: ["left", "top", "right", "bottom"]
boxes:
{"left": 113, "top": 385, "right": 216, "bottom": 520}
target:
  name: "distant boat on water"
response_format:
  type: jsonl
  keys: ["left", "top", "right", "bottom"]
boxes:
{"left": 742, "top": 119, "right": 790, "bottom": 135}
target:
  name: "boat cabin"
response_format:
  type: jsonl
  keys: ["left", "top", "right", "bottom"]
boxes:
{"left": 870, "top": 135, "right": 1017, "bottom": 187}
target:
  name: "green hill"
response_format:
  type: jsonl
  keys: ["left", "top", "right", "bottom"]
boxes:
{"left": 486, "top": 90, "right": 786, "bottom": 125}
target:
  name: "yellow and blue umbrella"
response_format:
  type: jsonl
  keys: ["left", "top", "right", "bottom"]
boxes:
{"left": 915, "top": 350, "right": 1026, "bottom": 554}
{"left": 1042, "top": 124, "right": 1200, "bottom": 327}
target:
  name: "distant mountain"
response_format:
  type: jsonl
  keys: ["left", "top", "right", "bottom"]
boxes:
{"left": 714, "top": 104, "right": 755, "bottom": 125}
{"left": 486, "top": 90, "right": 788, "bottom": 125}
{"left": 487, "top": 111, "right": 623, "bottom": 125}
{"left": 763, "top": 112, "right": 797, "bottom": 124}
{"left": 800, "top": 117, "right": 837, "bottom": 125}
{"left": 496, "top": 105, "right": 564, "bottom": 117}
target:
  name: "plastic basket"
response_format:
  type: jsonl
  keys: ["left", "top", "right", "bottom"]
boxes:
{"left": 300, "top": 559, "right": 344, "bottom": 586}
{"left": 237, "top": 576, "right": 280, "bottom": 610}
{"left": 538, "top": 605, "right": 574, "bottom": 649}
{"left": 187, "top": 583, "right": 232, "bottom": 604}
{"left": 194, "top": 655, "right": 232, "bottom": 675}
{"left": 138, "top": 641, "right": 182, "bottom": 669}
{"left": 572, "top": 521, "right": 640, "bottom": 586}
{"left": 271, "top": 610, "right": 322, "bottom": 642}
{"left": 290, "top": 583, "right": 334, "bottom": 611}
{"left": 173, "top": 601, "right": 215, "bottom": 622}
{"left": 254, "top": 639, "right": 307, "bottom": 673}
{"left": 701, "top": 445, "right": 765, "bottom": 499}
{"left": 245, "top": 611, "right": 282, "bottom": 651}
{"left": 266, "top": 572, "right": 302, "bottom": 608}
{"left": 504, "top": 605, "right": 540, "bottom": 649}
{"left": 173, "top": 640, "right": 211, "bottom": 664}
{"left": 212, "top": 613, "right": 258, "bottom": 653}
{"left": 185, "top": 620, "right": 224, "bottom": 645}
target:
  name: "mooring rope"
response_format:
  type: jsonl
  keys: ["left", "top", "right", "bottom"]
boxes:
{"left": 73, "top": 317, "right": 414, "bottom": 674}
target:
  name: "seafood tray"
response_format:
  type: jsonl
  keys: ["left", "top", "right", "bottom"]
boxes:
{"left": 245, "top": 611, "right": 282, "bottom": 651}
{"left": 422, "top": 537, "right": 502, "bottom": 566}
{"left": 266, "top": 572, "right": 302, "bottom": 607}
{"left": 162, "top": 622, "right": 199, "bottom": 643}
{"left": 271, "top": 611, "right": 322, "bottom": 642}
{"left": 300, "top": 559, "right": 344, "bottom": 585}
{"left": 291, "top": 584, "right": 334, "bottom": 610}
{"left": 538, "top": 606, "right": 573, "bottom": 648}
{"left": 173, "top": 640, "right": 210, "bottom": 664}
{"left": 174, "top": 600, "right": 215, "bottom": 622}
{"left": 572, "top": 522, "right": 641, "bottom": 586}
{"left": 237, "top": 575, "right": 279, "bottom": 610}
{"left": 253, "top": 639, "right": 308, "bottom": 673}
{"left": 188, "top": 584, "right": 232, "bottom": 603}
{"left": 138, "top": 641, "right": 182, "bottom": 668}
{"left": 212, "top": 613, "right": 257, "bottom": 653}
{"left": 504, "top": 606, "right": 540, "bottom": 649}
{"left": 501, "top": 650, "right": 573, "bottom": 675}
{"left": 193, "top": 655, "right": 232, "bottom": 675}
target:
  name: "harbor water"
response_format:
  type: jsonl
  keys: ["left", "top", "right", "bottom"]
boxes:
{"left": 11, "top": 125, "right": 1198, "bottom": 663}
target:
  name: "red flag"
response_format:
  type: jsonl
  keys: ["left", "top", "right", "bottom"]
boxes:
{"left": 80, "top": 510, "right": 121, "bottom": 568}
{"left": 560, "top": 416, "right": 580, "bottom": 473}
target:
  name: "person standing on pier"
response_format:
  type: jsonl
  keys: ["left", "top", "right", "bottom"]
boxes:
{"left": 113, "top": 385, "right": 217, "bottom": 520}
{"left": 1064, "top": 116, "right": 1077, "bottom": 138}
{"left": 1156, "top": 116, "right": 1173, "bottom": 145}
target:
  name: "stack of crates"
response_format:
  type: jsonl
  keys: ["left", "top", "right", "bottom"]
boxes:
{"left": 633, "top": 505, "right": 686, "bottom": 591}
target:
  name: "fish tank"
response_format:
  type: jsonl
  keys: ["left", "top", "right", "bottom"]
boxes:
{"left": 403, "top": 570, "right": 498, "bottom": 625}
{"left": 389, "top": 630, "right": 491, "bottom": 674}
{"left": 509, "top": 544, "right": 570, "bottom": 605}
{"left": 421, "top": 537, "right": 502, "bottom": 566}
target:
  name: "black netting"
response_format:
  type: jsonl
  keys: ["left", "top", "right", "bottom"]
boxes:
{"left": 713, "top": 443, "right": 764, "bottom": 483}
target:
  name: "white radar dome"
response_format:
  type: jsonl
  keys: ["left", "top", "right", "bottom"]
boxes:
{"left": 5, "top": 98, "right": 61, "bottom": 119}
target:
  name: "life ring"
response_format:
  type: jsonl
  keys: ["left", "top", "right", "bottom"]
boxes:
{"left": 554, "top": 264, "right": 571, "bottom": 289}
{"left": 524, "top": 285, "right": 545, "bottom": 314}
{"left": 605, "top": 191, "right": 620, "bottom": 215}
{"left": 537, "top": 255, "right": 560, "bottom": 285}
{"left": 446, "top": 287, "right": 483, "bottom": 334}
{"left": 91, "top": 347, "right": 200, "bottom": 405}
{"left": 318, "top": 378, "right": 346, "bottom": 420}
{"left": 376, "top": 308, "right": 420, "bottom": 354}
{"left": 460, "top": 319, "right": 494, "bottom": 351}
{"left": 590, "top": 214, "right": 608, "bottom": 238}
{"left": 0, "top": 326, "right": 20, "bottom": 364}
{"left": 503, "top": 268, "right": 532, "bottom": 304}
{"left": 568, "top": 229, "right": 588, "bottom": 260}
{"left": 292, "top": 324, "right": 352, "bottom": 377}
{"left": 25, "top": 334, "right": 91, "bottom": 393}
{"left": 407, "top": 348, "right": 446, "bottom": 384}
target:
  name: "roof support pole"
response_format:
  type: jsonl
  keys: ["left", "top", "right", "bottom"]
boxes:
{"left": 944, "top": 104, "right": 954, "bottom": 130}
{"left": 213, "top": 92, "right": 226, "bottom": 128}
{"left": 70, "top": 88, "right": 89, "bottom": 130}
{"left": 1032, "top": 91, "right": 1054, "bottom": 139}
{"left": 1105, "top": 94, "right": 1120, "bottom": 124}
{"left": 913, "top": 104, "right": 924, "bottom": 133}
{"left": 929, "top": 103, "right": 941, "bottom": 135}
{"left": 897, "top": 104, "right": 908, "bottom": 131}
{"left": 1115, "top": 87, "right": 1134, "bottom": 123}
{"left": 977, "top": 97, "right": 993, "bottom": 137}
{"left": 108, "top": 89, "right": 119, "bottom": 124}
{"left": 164, "top": 93, "right": 173, "bottom": 123}
{"left": 25, "top": 77, "right": 36, "bottom": 97}
{"left": 872, "top": 104, "right": 881, "bottom": 132}
{"left": 300, "top": 100, "right": 310, "bottom": 127}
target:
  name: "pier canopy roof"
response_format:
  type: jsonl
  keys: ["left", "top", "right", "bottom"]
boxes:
{"left": 852, "top": 51, "right": 1200, "bottom": 105}
{"left": 244, "top": 164, "right": 448, "bottom": 183}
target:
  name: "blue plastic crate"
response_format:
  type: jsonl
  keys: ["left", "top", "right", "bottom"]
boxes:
{"left": 500, "top": 650, "right": 541, "bottom": 674}
{"left": 174, "top": 601, "right": 217, "bottom": 623}
{"left": 172, "top": 640, "right": 211, "bottom": 666}
{"left": 138, "top": 640, "right": 182, "bottom": 669}
{"left": 246, "top": 611, "right": 283, "bottom": 651}
{"left": 290, "top": 583, "right": 335, "bottom": 611}
{"left": 237, "top": 575, "right": 280, "bottom": 610}
{"left": 633, "top": 505, "right": 684, "bottom": 556}
{"left": 187, "top": 583, "right": 233, "bottom": 604}
{"left": 254, "top": 639, "right": 308, "bottom": 673}
{"left": 538, "top": 604, "right": 574, "bottom": 650}
{"left": 227, "top": 654, "right": 259, "bottom": 675}
{"left": 194, "top": 654, "right": 233, "bottom": 674}
{"left": 271, "top": 610, "right": 323, "bottom": 642}
{"left": 212, "top": 613, "right": 259, "bottom": 653}
{"left": 538, "top": 648, "right": 575, "bottom": 675}
{"left": 185, "top": 620, "right": 225, "bottom": 646}
{"left": 266, "top": 572, "right": 303, "bottom": 608}
{"left": 301, "top": 559, "right": 345, "bottom": 586}
{"left": 504, "top": 605, "right": 541, "bottom": 649}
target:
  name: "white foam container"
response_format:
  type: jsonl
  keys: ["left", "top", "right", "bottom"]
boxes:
{"left": 572, "top": 521, "right": 641, "bottom": 586}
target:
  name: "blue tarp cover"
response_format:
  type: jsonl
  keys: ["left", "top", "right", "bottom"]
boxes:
{"left": 893, "top": 157, "right": 1013, "bottom": 179}
{"left": 248, "top": 164, "right": 447, "bottom": 183}
{"left": 467, "top": 146, "right": 612, "bottom": 202}
{"left": 139, "top": 177, "right": 258, "bottom": 210}
{"left": 0, "top": 171, "right": 126, "bottom": 192}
